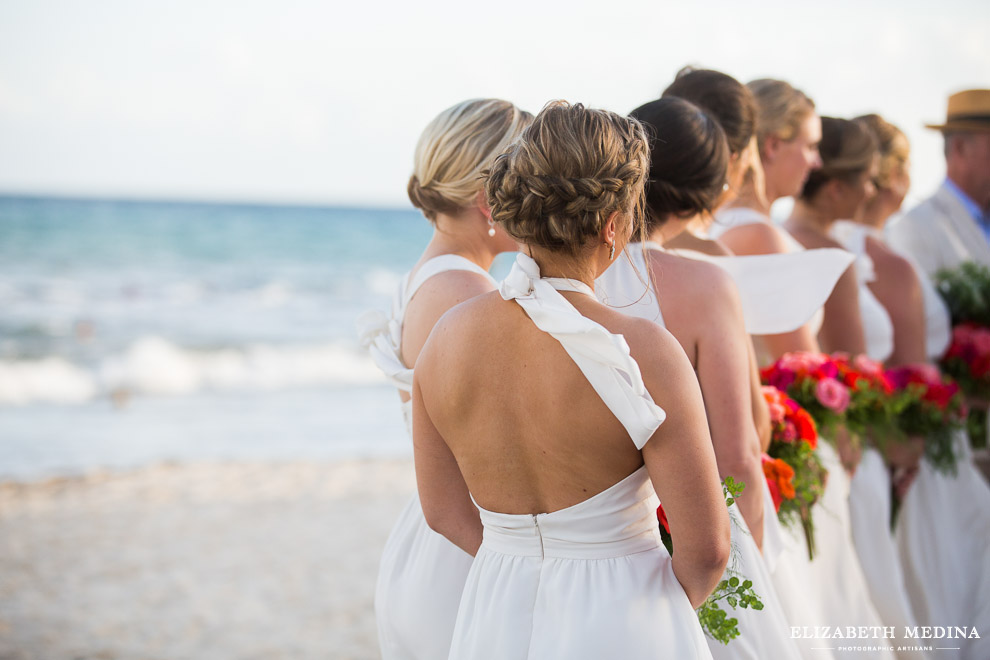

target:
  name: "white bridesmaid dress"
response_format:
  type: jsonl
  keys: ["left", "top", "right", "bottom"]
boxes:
{"left": 449, "top": 253, "right": 712, "bottom": 660}
{"left": 358, "top": 255, "right": 496, "bottom": 660}
{"left": 879, "top": 230, "right": 990, "bottom": 660}
{"left": 713, "top": 209, "right": 893, "bottom": 660}
{"left": 830, "top": 220, "right": 928, "bottom": 660}
{"left": 597, "top": 243, "right": 803, "bottom": 660}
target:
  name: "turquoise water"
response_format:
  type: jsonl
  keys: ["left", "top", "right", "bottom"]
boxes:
{"left": 0, "top": 195, "right": 467, "bottom": 478}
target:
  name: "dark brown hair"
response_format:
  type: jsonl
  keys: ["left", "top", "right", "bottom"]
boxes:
{"left": 629, "top": 96, "right": 730, "bottom": 231}
{"left": 800, "top": 116, "right": 878, "bottom": 199}
{"left": 663, "top": 66, "right": 757, "bottom": 155}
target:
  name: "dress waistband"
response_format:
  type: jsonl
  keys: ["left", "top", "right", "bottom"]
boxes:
{"left": 480, "top": 518, "right": 663, "bottom": 560}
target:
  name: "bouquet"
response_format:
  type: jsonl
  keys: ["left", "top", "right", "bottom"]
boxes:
{"left": 935, "top": 261, "right": 990, "bottom": 449}
{"left": 760, "top": 352, "right": 897, "bottom": 442}
{"left": 761, "top": 386, "right": 827, "bottom": 559}
{"left": 760, "top": 352, "right": 850, "bottom": 438}
{"left": 657, "top": 477, "right": 763, "bottom": 645}
{"left": 885, "top": 363, "right": 965, "bottom": 474}
{"left": 939, "top": 323, "right": 990, "bottom": 450}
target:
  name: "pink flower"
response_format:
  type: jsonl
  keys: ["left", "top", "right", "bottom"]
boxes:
{"left": 768, "top": 402, "right": 787, "bottom": 424}
{"left": 782, "top": 421, "right": 798, "bottom": 443}
{"left": 779, "top": 351, "right": 828, "bottom": 374}
{"left": 815, "top": 377, "right": 850, "bottom": 413}
{"left": 853, "top": 354, "right": 885, "bottom": 378}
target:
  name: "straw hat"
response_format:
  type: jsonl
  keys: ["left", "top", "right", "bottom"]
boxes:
{"left": 926, "top": 89, "right": 990, "bottom": 133}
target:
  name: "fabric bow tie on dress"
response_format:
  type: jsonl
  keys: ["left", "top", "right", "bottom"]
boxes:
{"left": 356, "top": 309, "right": 413, "bottom": 392}
{"left": 499, "top": 253, "right": 667, "bottom": 449}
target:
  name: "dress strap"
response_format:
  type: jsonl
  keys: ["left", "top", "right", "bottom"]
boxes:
{"left": 358, "top": 254, "right": 497, "bottom": 393}
{"left": 500, "top": 253, "right": 666, "bottom": 449}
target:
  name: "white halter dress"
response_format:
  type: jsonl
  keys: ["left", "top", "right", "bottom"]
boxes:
{"left": 596, "top": 243, "right": 802, "bottom": 660}
{"left": 885, "top": 237, "right": 990, "bottom": 660}
{"left": 831, "top": 221, "right": 928, "bottom": 660}
{"left": 713, "top": 209, "right": 893, "bottom": 660}
{"left": 448, "top": 253, "right": 712, "bottom": 660}
{"left": 358, "top": 255, "right": 496, "bottom": 660}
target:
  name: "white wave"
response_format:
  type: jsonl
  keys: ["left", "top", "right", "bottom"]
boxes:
{"left": 0, "top": 357, "right": 99, "bottom": 405}
{"left": 0, "top": 337, "right": 386, "bottom": 406}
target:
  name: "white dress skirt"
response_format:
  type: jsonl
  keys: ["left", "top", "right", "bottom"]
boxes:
{"left": 358, "top": 255, "right": 496, "bottom": 660}
{"left": 450, "top": 254, "right": 712, "bottom": 659}
{"left": 598, "top": 243, "right": 804, "bottom": 660}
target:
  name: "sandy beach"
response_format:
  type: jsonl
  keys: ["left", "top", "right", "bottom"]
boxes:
{"left": 0, "top": 458, "right": 416, "bottom": 660}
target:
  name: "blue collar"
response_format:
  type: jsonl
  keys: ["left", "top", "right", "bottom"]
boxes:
{"left": 944, "top": 177, "right": 986, "bottom": 224}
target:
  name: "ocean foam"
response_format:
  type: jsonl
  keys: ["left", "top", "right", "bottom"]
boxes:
{"left": 0, "top": 337, "right": 386, "bottom": 405}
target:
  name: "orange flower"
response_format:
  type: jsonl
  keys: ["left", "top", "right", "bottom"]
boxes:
{"left": 762, "top": 455, "right": 796, "bottom": 501}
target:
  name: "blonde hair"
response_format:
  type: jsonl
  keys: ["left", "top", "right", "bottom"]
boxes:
{"left": 748, "top": 78, "right": 816, "bottom": 144}
{"left": 408, "top": 99, "right": 532, "bottom": 222}
{"left": 855, "top": 114, "right": 910, "bottom": 189}
{"left": 484, "top": 101, "right": 649, "bottom": 255}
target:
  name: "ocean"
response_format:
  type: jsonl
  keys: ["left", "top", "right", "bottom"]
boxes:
{"left": 0, "top": 195, "right": 510, "bottom": 479}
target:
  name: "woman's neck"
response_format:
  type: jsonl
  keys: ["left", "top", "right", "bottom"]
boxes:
{"left": 726, "top": 177, "right": 773, "bottom": 216}
{"left": 420, "top": 211, "right": 499, "bottom": 271}
{"left": 646, "top": 216, "right": 693, "bottom": 246}
{"left": 528, "top": 246, "right": 599, "bottom": 289}
{"left": 786, "top": 199, "right": 836, "bottom": 237}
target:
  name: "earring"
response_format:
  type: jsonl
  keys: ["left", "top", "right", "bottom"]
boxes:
{"left": 607, "top": 241, "right": 615, "bottom": 260}
{"left": 723, "top": 181, "right": 730, "bottom": 192}
{"left": 487, "top": 218, "right": 496, "bottom": 238}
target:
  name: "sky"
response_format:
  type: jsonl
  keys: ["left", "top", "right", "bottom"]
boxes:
{"left": 0, "top": 0, "right": 988, "bottom": 209}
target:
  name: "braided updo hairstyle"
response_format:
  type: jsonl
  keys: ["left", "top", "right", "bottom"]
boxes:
{"left": 408, "top": 99, "right": 532, "bottom": 222}
{"left": 629, "top": 96, "right": 729, "bottom": 231}
{"left": 484, "top": 101, "right": 649, "bottom": 256}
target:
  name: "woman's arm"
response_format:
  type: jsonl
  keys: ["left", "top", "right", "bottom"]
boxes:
{"left": 694, "top": 273, "right": 766, "bottom": 551}
{"left": 817, "top": 265, "right": 867, "bottom": 355}
{"left": 866, "top": 238, "right": 927, "bottom": 366}
{"left": 631, "top": 321, "right": 731, "bottom": 608}
{"left": 412, "top": 349, "right": 482, "bottom": 556}
{"left": 748, "top": 339, "right": 772, "bottom": 454}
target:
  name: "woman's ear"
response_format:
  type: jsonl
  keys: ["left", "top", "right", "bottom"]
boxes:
{"left": 762, "top": 135, "right": 780, "bottom": 164}
{"left": 602, "top": 211, "right": 619, "bottom": 245}
{"left": 475, "top": 190, "right": 492, "bottom": 220}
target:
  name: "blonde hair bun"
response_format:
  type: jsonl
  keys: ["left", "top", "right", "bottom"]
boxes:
{"left": 408, "top": 99, "right": 532, "bottom": 222}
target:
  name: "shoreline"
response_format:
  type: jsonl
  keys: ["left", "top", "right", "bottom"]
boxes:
{"left": 0, "top": 458, "right": 416, "bottom": 660}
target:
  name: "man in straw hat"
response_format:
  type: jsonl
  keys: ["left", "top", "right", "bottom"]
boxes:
{"left": 887, "top": 89, "right": 990, "bottom": 277}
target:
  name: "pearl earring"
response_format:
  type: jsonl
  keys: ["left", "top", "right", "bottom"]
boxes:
{"left": 487, "top": 219, "right": 496, "bottom": 237}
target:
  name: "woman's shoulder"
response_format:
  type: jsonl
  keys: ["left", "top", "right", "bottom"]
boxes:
{"left": 866, "top": 237, "right": 921, "bottom": 293}
{"left": 648, "top": 250, "right": 737, "bottom": 304}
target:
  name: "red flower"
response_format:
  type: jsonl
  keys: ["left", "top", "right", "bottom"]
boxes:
{"left": 656, "top": 503, "right": 670, "bottom": 535}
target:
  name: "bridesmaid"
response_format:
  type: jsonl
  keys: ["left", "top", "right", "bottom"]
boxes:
{"left": 596, "top": 94, "right": 802, "bottom": 660}
{"left": 793, "top": 116, "right": 923, "bottom": 660}
{"left": 847, "top": 115, "right": 990, "bottom": 660}
{"left": 359, "top": 98, "right": 531, "bottom": 660}
{"left": 415, "top": 101, "right": 729, "bottom": 659}
{"left": 715, "top": 80, "right": 890, "bottom": 660}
